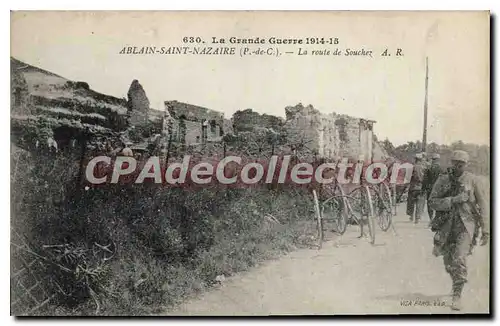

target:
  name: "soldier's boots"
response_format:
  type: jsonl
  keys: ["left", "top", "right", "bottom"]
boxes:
{"left": 451, "top": 296, "right": 462, "bottom": 311}
{"left": 451, "top": 283, "right": 465, "bottom": 311}
{"left": 451, "top": 295, "right": 462, "bottom": 311}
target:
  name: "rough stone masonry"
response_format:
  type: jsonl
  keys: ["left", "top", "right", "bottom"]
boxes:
{"left": 284, "top": 103, "right": 385, "bottom": 161}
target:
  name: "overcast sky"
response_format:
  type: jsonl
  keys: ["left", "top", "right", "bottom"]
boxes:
{"left": 11, "top": 11, "right": 490, "bottom": 146}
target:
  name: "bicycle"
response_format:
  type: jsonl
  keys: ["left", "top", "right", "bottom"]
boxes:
{"left": 315, "top": 178, "right": 400, "bottom": 246}
{"left": 312, "top": 182, "right": 377, "bottom": 248}
{"left": 321, "top": 183, "right": 350, "bottom": 236}
{"left": 312, "top": 158, "right": 405, "bottom": 248}
{"left": 345, "top": 184, "right": 377, "bottom": 244}
{"left": 352, "top": 166, "right": 398, "bottom": 232}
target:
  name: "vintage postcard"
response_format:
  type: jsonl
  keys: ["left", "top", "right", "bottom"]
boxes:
{"left": 10, "top": 11, "right": 490, "bottom": 316}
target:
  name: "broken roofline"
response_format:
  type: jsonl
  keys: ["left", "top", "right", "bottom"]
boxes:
{"left": 163, "top": 100, "right": 377, "bottom": 125}
{"left": 323, "top": 112, "right": 377, "bottom": 124}
{"left": 285, "top": 103, "right": 377, "bottom": 124}
{"left": 164, "top": 100, "right": 224, "bottom": 123}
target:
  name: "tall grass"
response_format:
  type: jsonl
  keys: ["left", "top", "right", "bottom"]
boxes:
{"left": 11, "top": 145, "right": 318, "bottom": 316}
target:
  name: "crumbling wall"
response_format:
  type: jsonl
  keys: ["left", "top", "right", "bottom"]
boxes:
{"left": 166, "top": 100, "right": 224, "bottom": 123}
{"left": 127, "top": 80, "right": 150, "bottom": 126}
{"left": 284, "top": 104, "right": 322, "bottom": 153}
{"left": 284, "top": 103, "right": 376, "bottom": 160}
{"left": 167, "top": 118, "right": 225, "bottom": 145}
{"left": 184, "top": 120, "right": 202, "bottom": 144}
{"left": 223, "top": 119, "right": 233, "bottom": 135}
{"left": 232, "top": 109, "right": 284, "bottom": 133}
{"left": 164, "top": 101, "right": 226, "bottom": 145}
{"left": 284, "top": 103, "right": 344, "bottom": 157}
{"left": 341, "top": 115, "right": 364, "bottom": 159}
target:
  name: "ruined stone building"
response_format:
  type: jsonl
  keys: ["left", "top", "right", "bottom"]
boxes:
{"left": 284, "top": 103, "right": 387, "bottom": 162}
{"left": 164, "top": 100, "right": 226, "bottom": 145}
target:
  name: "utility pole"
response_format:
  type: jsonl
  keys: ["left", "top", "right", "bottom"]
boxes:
{"left": 422, "top": 57, "right": 429, "bottom": 153}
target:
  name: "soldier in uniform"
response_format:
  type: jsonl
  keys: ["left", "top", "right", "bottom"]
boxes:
{"left": 407, "top": 153, "right": 426, "bottom": 223}
{"left": 428, "top": 150, "right": 489, "bottom": 311}
{"left": 423, "top": 153, "right": 444, "bottom": 223}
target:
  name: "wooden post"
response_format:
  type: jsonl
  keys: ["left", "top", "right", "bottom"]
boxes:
{"left": 165, "top": 131, "right": 173, "bottom": 166}
{"left": 422, "top": 57, "right": 429, "bottom": 153}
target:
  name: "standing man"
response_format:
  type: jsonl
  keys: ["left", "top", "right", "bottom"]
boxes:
{"left": 428, "top": 150, "right": 489, "bottom": 311}
{"left": 423, "top": 153, "right": 444, "bottom": 223}
{"left": 407, "top": 153, "right": 426, "bottom": 223}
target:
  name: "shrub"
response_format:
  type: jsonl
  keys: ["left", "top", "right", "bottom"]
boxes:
{"left": 11, "top": 141, "right": 318, "bottom": 316}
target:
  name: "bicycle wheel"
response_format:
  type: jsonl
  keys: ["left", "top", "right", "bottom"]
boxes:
{"left": 348, "top": 186, "right": 365, "bottom": 224}
{"left": 335, "top": 183, "right": 349, "bottom": 234}
{"left": 321, "top": 188, "right": 348, "bottom": 235}
{"left": 363, "top": 185, "right": 376, "bottom": 244}
{"left": 377, "top": 183, "right": 393, "bottom": 232}
{"left": 312, "top": 190, "right": 323, "bottom": 249}
{"left": 348, "top": 186, "right": 375, "bottom": 244}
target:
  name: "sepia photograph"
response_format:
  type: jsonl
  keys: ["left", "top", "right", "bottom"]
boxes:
{"left": 10, "top": 10, "right": 491, "bottom": 316}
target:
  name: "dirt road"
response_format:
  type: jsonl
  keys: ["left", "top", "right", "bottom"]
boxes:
{"left": 167, "top": 205, "right": 490, "bottom": 315}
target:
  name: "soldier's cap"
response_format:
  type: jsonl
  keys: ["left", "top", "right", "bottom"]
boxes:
{"left": 431, "top": 153, "right": 440, "bottom": 159}
{"left": 450, "top": 150, "right": 469, "bottom": 163}
{"left": 415, "top": 153, "right": 423, "bottom": 159}
{"left": 358, "top": 154, "right": 365, "bottom": 161}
